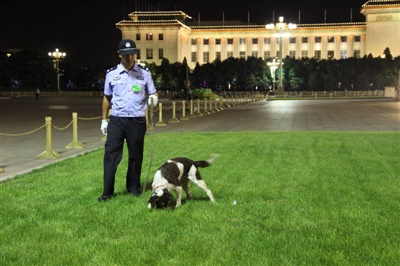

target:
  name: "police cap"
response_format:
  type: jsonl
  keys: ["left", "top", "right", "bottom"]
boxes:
{"left": 118, "top": 39, "right": 138, "bottom": 55}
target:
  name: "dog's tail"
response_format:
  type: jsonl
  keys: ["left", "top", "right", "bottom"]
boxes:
{"left": 194, "top": 154, "right": 220, "bottom": 168}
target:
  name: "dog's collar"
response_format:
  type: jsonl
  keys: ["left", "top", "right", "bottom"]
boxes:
{"left": 153, "top": 184, "right": 166, "bottom": 192}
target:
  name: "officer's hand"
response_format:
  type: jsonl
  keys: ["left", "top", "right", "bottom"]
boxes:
{"left": 148, "top": 95, "right": 158, "bottom": 107}
{"left": 100, "top": 120, "right": 108, "bottom": 135}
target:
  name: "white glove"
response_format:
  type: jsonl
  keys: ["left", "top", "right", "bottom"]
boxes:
{"left": 100, "top": 119, "right": 108, "bottom": 135}
{"left": 148, "top": 95, "right": 158, "bottom": 107}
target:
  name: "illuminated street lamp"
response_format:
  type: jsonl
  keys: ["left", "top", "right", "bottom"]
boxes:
{"left": 266, "top": 16, "right": 296, "bottom": 96}
{"left": 267, "top": 58, "right": 280, "bottom": 93}
{"left": 48, "top": 48, "right": 66, "bottom": 91}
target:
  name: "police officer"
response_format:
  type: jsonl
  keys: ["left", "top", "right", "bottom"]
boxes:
{"left": 98, "top": 39, "right": 158, "bottom": 202}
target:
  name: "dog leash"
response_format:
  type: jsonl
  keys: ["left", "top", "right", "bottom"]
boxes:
{"left": 143, "top": 97, "right": 155, "bottom": 196}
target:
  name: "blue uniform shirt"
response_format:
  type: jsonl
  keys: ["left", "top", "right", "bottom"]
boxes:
{"left": 104, "top": 62, "right": 156, "bottom": 117}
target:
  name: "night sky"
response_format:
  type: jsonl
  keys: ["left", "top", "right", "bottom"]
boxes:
{"left": 1, "top": 0, "right": 367, "bottom": 68}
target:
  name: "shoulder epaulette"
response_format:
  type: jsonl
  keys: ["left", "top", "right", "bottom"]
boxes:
{"left": 106, "top": 65, "right": 118, "bottom": 73}
{"left": 138, "top": 64, "right": 149, "bottom": 72}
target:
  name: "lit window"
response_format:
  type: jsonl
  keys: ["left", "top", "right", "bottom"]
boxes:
{"left": 227, "top": 51, "right": 233, "bottom": 57}
{"left": 314, "top": 50, "right": 321, "bottom": 59}
{"left": 264, "top": 51, "right": 270, "bottom": 59}
{"left": 239, "top": 51, "right": 246, "bottom": 58}
{"left": 239, "top": 38, "right": 246, "bottom": 45}
{"left": 289, "top": 51, "right": 296, "bottom": 58}
{"left": 146, "top": 48, "right": 153, "bottom": 59}
{"left": 301, "top": 50, "right": 308, "bottom": 58}
{"left": 252, "top": 51, "right": 258, "bottom": 58}
{"left": 203, "top": 52, "right": 209, "bottom": 62}
{"left": 191, "top": 52, "right": 197, "bottom": 62}
{"left": 146, "top": 33, "right": 153, "bottom": 40}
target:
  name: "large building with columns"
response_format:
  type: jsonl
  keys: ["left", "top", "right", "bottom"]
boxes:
{"left": 116, "top": 0, "right": 400, "bottom": 69}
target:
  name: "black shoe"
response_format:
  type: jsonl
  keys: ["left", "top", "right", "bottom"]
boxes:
{"left": 130, "top": 192, "right": 140, "bottom": 197}
{"left": 98, "top": 195, "right": 113, "bottom": 202}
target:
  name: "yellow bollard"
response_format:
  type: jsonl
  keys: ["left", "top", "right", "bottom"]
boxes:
{"left": 66, "top": 112, "right": 85, "bottom": 148}
{"left": 209, "top": 98, "right": 215, "bottom": 113}
{"left": 219, "top": 97, "right": 224, "bottom": 110}
{"left": 37, "top": 117, "right": 61, "bottom": 159}
{"left": 195, "top": 99, "right": 203, "bottom": 116}
{"left": 180, "top": 100, "right": 189, "bottom": 120}
{"left": 215, "top": 98, "right": 220, "bottom": 111}
{"left": 155, "top": 103, "right": 167, "bottom": 126}
{"left": 169, "top": 102, "right": 180, "bottom": 123}
{"left": 188, "top": 100, "right": 196, "bottom": 118}
{"left": 204, "top": 99, "right": 210, "bottom": 114}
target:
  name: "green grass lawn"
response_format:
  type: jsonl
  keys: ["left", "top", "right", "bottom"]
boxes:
{"left": 1, "top": 132, "right": 399, "bottom": 265}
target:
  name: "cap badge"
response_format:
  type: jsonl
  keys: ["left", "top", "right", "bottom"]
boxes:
{"left": 126, "top": 43, "right": 131, "bottom": 48}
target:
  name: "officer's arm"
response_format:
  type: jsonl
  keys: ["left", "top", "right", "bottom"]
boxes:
{"left": 102, "top": 95, "right": 112, "bottom": 120}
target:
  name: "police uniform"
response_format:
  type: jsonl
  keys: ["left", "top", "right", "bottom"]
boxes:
{"left": 102, "top": 62, "right": 157, "bottom": 197}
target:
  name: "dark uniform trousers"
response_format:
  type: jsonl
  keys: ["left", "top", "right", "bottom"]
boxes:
{"left": 103, "top": 116, "right": 147, "bottom": 196}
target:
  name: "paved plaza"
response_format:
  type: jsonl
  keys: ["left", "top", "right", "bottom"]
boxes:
{"left": 0, "top": 96, "right": 399, "bottom": 182}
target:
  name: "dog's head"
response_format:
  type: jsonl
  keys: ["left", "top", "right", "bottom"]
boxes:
{"left": 148, "top": 188, "right": 174, "bottom": 210}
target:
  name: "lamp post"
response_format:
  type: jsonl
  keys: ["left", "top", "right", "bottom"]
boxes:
{"left": 267, "top": 58, "right": 280, "bottom": 93}
{"left": 266, "top": 16, "right": 296, "bottom": 96}
{"left": 48, "top": 48, "right": 66, "bottom": 92}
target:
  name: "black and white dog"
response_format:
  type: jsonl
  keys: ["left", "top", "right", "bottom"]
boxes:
{"left": 148, "top": 155, "right": 218, "bottom": 210}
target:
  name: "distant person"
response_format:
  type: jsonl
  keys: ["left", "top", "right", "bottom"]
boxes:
{"left": 36, "top": 87, "right": 40, "bottom": 100}
{"left": 98, "top": 39, "right": 158, "bottom": 202}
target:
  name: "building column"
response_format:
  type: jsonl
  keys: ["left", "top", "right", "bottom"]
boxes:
{"left": 233, "top": 37, "right": 238, "bottom": 58}
{"left": 221, "top": 38, "right": 226, "bottom": 61}
{"left": 309, "top": 36, "right": 314, "bottom": 59}
{"left": 197, "top": 38, "right": 203, "bottom": 64}
{"left": 348, "top": 35, "right": 354, "bottom": 58}
{"left": 271, "top": 36, "right": 277, "bottom": 58}
{"left": 209, "top": 38, "right": 215, "bottom": 62}
{"left": 321, "top": 36, "right": 327, "bottom": 59}
{"left": 335, "top": 36, "right": 340, "bottom": 59}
